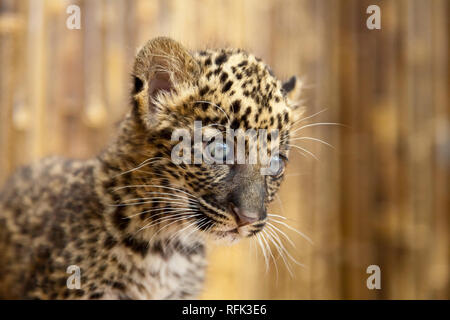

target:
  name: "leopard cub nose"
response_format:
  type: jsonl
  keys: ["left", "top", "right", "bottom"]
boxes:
{"left": 228, "top": 203, "right": 259, "bottom": 227}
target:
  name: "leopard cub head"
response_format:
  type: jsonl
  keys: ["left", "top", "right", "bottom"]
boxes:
{"left": 129, "top": 37, "right": 304, "bottom": 244}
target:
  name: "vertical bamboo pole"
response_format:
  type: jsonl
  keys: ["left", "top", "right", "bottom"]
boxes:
{"left": 336, "top": 0, "right": 361, "bottom": 299}
{"left": 0, "top": 1, "right": 26, "bottom": 181}
{"left": 26, "top": 0, "right": 46, "bottom": 160}
{"left": 430, "top": 0, "right": 449, "bottom": 299}
{"left": 310, "top": 0, "right": 343, "bottom": 299}
{"left": 104, "top": 0, "right": 127, "bottom": 124}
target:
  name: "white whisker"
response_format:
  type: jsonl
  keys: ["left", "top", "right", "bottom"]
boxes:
{"left": 121, "top": 196, "right": 198, "bottom": 205}
{"left": 290, "top": 122, "right": 345, "bottom": 135}
{"left": 256, "top": 234, "right": 269, "bottom": 272}
{"left": 113, "top": 184, "right": 198, "bottom": 200}
{"left": 140, "top": 213, "right": 202, "bottom": 236}
{"left": 195, "top": 100, "right": 231, "bottom": 124}
{"left": 148, "top": 214, "right": 202, "bottom": 242}
{"left": 291, "top": 108, "right": 328, "bottom": 126}
{"left": 113, "top": 157, "right": 165, "bottom": 178}
{"left": 261, "top": 229, "right": 279, "bottom": 279}
{"left": 269, "top": 218, "right": 313, "bottom": 245}
{"left": 264, "top": 228, "right": 293, "bottom": 277}
{"left": 266, "top": 223, "right": 296, "bottom": 248}
{"left": 265, "top": 226, "right": 304, "bottom": 269}
{"left": 287, "top": 144, "right": 319, "bottom": 160}
{"left": 111, "top": 199, "right": 190, "bottom": 207}
{"left": 289, "top": 137, "right": 335, "bottom": 149}
{"left": 128, "top": 207, "right": 198, "bottom": 219}
{"left": 137, "top": 213, "right": 201, "bottom": 233}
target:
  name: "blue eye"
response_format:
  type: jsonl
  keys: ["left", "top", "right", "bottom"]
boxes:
{"left": 207, "top": 141, "right": 231, "bottom": 162}
{"left": 268, "top": 155, "right": 285, "bottom": 176}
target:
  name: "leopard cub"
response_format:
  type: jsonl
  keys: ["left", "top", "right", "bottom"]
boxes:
{"left": 0, "top": 37, "right": 303, "bottom": 299}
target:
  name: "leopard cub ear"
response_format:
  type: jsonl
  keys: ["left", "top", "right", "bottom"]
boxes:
{"left": 282, "top": 76, "right": 305, "bottom": 122}
{"left": 131, "top": 37, "right": 201, "bottom": 128}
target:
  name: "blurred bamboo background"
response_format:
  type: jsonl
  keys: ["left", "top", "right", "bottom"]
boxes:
{"left": 0, "top": 0, "right": 448, "bottom": 299}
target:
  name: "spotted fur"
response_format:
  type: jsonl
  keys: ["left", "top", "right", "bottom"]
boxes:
{"left": 0, "top": 37, "right": 303, "bottom": 299}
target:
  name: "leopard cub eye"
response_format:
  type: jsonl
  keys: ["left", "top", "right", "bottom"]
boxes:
{"left": 206, "top": 141, "right": 231, "bottom": 163}
{"left": 268, "top": 155, "right": 285, "bottom": 176}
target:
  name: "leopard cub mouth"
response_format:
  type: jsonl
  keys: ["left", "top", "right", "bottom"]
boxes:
{"left": 195, "top": 195, "right": 266, "bottom": 239}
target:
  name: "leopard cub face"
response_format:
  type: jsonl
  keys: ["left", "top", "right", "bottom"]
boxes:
{"left": 128, "top": 37, "right": 303, "bottom": 244}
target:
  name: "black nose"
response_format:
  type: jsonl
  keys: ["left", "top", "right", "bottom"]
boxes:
{"left": 229, "top": 203, "right": 259, "bottom": 227}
